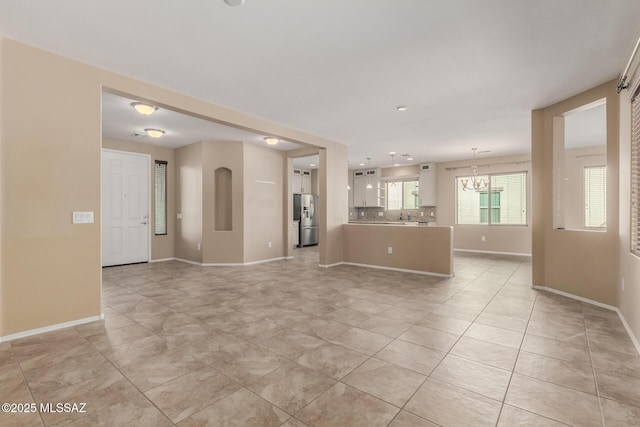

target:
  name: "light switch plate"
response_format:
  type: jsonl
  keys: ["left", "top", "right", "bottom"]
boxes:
{"left": 72, "top": 211, "right": 94, "bottom": 224}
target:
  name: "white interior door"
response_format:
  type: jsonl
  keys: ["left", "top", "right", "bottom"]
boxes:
{"left": 102, "top": 150, "right": 149, "bottom": 266}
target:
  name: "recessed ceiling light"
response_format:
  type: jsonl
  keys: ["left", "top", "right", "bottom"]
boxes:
{"left": 397, "top": 106, "right": 407, "bottom": 111}
{"left": 389, "top": 151, "right": 396, "bottom": 155}
{"left": 224, "top": 0, "right": 244, "bottom": 6}
{"left": 407, "top": 157, "right": 414, "bottom": 161}
{"left": 131, "top": 102, "right": 158, "bottom": 116}
{"left": 264, "top": 137, "right": 278, "bottom": 145}
{"left": 144, "top": 128, "right": 165, "bottom": 138}
{"left": 310, "top": 163, "right": 316, "bottom": 167}
{"left": 359, "top": 163, "right": 365, "bottom": 166}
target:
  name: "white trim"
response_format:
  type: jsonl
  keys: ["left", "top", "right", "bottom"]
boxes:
{"left": 174, "top": 257, "right": 287, "bottom": 267}
{"left": 285, "top": 256, "right": 295, "bottom": 260}
{"left": 532, "top": 285, "right": 640, "bottom": 355}
{"left": 454, "top": 248, "right": 532, "bottom": 257}
{"left": 341, "top": 262, "right": 454, "bottom": 278}
{"left": 319, "top": 262, "right": 345, "bottom": 268}
{"left": 0, "top": 314, "right": 104, "bottom": 343}
{"left": 149, "top": 257, "right": 176, "bottom": 263}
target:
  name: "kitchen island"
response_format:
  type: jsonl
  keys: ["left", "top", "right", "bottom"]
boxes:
{"left": 342, "top": 223, "right": 454, "bottom": 277}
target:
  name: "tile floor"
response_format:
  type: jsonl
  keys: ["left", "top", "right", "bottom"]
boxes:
{"left": 1, "top": 248, "right": 639, "bottom": 426}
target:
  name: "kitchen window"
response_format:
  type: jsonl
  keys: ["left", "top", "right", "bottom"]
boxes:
{"left": 386, "top": 180, "right": 418, "bottom": 210}
{"left": 456, "top": 172, "right": 527, "bottom": 225}
{"left": 154, "top": 160, "right": 167, "bottom": 235}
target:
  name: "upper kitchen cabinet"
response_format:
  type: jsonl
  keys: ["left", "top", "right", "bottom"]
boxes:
{"left": 353, "top": 168, "right": 383, "bottom": 207}
{"left": 292, "top": 168, "right": 312, "bottom": 194}
{"left": 418, "top": 163, "right": 437, "bottom": 206}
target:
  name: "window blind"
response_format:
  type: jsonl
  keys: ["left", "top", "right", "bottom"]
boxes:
{"left": 155, "top": 161, "right": 167, "bottom": 236}
{"left": 632, "top": 89, "right": 640, "bottom": 253}
{"left": 584, "top": 166, "right": 606, "bottom": 228}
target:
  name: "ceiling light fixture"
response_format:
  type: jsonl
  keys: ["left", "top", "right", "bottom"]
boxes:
{"left": 460, "top": 147, "right": 488, "bottom": 192}
{"left": 389, "top": 154, "right": 397, "bottom": 187}
{"left": 397, "top": 106, "right": 407, "bottom": 111}
{"left": 131, "top": 102, "right": 158, "bottom": 116}
{"left": 366, "top": 158, "right": 373, "bottom": 189}
{"left": 144, "top": 128, "right": 165, "bottom": 138}
{"left": 310, "top": 163, "right": 316, "bottom": 167}
{"left": 264, "top": 136, "right": 278, "bottom": 145}
{"left": 224, "top": 0, "right": 244, "bottom": 6}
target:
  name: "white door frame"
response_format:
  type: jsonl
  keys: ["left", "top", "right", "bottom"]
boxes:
{"left": 101, "top": 148, "right": 152, "bottom": 265}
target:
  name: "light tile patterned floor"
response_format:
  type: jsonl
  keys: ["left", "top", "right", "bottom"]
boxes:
{"left": 1, "top": 248, "right": 639, "bottom": 426}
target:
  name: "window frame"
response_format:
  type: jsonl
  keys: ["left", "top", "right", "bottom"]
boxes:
{"left": 154, "top": 160, "right": 168, "bottom": 236}
{"left": 455, "top": 171, "right": 528, "bottom": 226}
{"left": 385, "top": 179, "right": 419, "bottom": 211}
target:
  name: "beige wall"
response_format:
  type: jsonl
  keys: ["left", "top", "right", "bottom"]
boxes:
{"left": 243, "top": 144, "right": 285, "bottom": 262}
{"left": 174, "top": 142, "right": 203, "bottom": 263}
{"left": 618, "top": 54, "right": 640, "bottom": 343}
{"left": 102, "top": 138, "right": 175, "bottom": 260}
{"left": 202, "top": 141, "right": 244, "bottom": 264}
{"left": 0, "top": 39, "right": 102, "bottom": 335}
{"left": 343, "top": 225, "right": 453, "bottom": 276}
{"left": 532, "top": 80, "right": 619, "bottom": 306}
{"left": 319, "top": 146, "right": 349, "bottom": 266}
{"left": 0, "top": 38, "right": 348, "bottom": 337}
{"left": 437, "top": 154, "right": 532, "bottom": 255}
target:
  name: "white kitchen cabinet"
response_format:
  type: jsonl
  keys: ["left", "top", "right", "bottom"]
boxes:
{"left": 292, "top": 221, "right": 299, "bottom": 247}
{"left": 418, "top": 163, "right": 437, "bottom": 206}
{"left": 301, "top": 170, "right": 312, "bottom": 193}
{"left": 292, "top": 168, "right": 312, "bottom": 194}
{"left": 353, "top": 169, "right": 383, "bottom": 207}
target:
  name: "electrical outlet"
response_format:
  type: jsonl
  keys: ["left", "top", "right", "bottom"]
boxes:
{"left": 360, "top": 211, "right": 364, "bottom": 217}
{"left": 378, "top": 212, "right": 384, "bottom": 217}
{"left": 177, "top": 213, "right": 182, "bottom": 219}
{"left": 387, "top": 247, "right": 393, "bottom": 254}
{"left": 420, "top": 211, "right": 424, "bottom": 217}
{"left": 481, "top": 236, "right": 486, "bottom": 242}
{"left": 197, "top": 243, "right": 201, "bottom": 250}
{"left": 349, "top": 211, "right": 353, "bottom": 216}
{"left": 268, "top": 241, "right": 272, "bottom": 248}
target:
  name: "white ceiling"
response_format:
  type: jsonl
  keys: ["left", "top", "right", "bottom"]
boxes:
{"left": 1, "top": 0, "right": 639, "bottom": 168}
{"left": 102, "top": 92, "right": 302, "bottom": 151}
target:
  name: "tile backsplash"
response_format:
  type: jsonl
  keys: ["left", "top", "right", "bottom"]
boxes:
{"left": 348, "top": 207, "right": 437, "bottom": 223}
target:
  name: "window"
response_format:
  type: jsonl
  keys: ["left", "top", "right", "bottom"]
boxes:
{"left": 456, "top": 172, "right": 527, "bottom": 225}
{"left": 386, "top": 180, "right": 418, "bottom": 210}
{"left": 154, "top": 161, "right": 167, "bottom": 235}
{"left": 632, "top": 88, "right": 640, "bottom": 254}
{"left": 584, "top": 166, "right": 606, "bottom": 228}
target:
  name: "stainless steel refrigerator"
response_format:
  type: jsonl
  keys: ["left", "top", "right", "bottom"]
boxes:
{"left": 294, "top": 194, "right": 318, "bottom": 247}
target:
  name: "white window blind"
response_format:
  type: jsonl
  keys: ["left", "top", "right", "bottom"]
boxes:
{"left": 456, "top": 172, "right": 527, "bottom": 225}
{"left": 584, "top": 166, "right": 606, "bottom": 228}
{"left": 155, "top": 161, "right": 167, "bottom": 235}
{"left": 631, "top": 89, "right": 640, "bottom": 254}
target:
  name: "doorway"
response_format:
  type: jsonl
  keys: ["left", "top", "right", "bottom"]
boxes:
{"left": 101, "top": 149, "right": 150, "bottom": 266}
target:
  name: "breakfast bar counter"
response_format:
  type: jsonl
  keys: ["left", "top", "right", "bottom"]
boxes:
{"left": 342, "top": 223, "right": 454, "bottom": 277}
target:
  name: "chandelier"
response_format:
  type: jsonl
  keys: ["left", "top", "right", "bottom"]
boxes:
{"left": 460, "top": 148, "right": 488, "bottom": 191}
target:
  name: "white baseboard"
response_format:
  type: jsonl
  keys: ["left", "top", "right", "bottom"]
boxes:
{"left": 533, "top": 285, "right": 640, "bottom": 355}
{"left": 319, "top": 262, "right": 344, "bottom": 268}
{"left": 149, "top": 257, "right": 175, "bottom": 263}
{"left": 455, "top": 248, "right": 532, "bottom": 257}
{"left": 175, "top": 257, "right": 287, "bottom": 267}
{"left": 0, "top": 314, "right": 104, "bottom": 343}
{"left": 341, "top": 262, "right": 454, "bottom": 278}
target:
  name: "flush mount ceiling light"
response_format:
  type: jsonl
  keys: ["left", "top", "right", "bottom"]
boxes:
{"left": 131, "top": 102, "right": 158, "bottom": 116}
{"left": 309, "top": 163, "right": 316, "bottom": 167}
{"left": 264, "top": 136, "right": 278, "bottom": 145}
{"left": 397, "top": 106, "right": 407, "bottom": 111}
{"left": 224, "top": 0, "right": 244, "bottom": 6}
{"left": 144, "top": 128, "right": 165, "bottom": 138}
